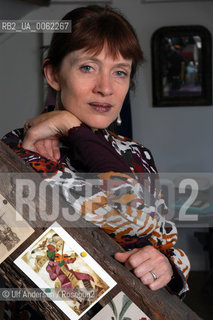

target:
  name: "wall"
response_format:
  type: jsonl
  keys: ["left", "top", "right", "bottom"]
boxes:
{"left": 0, "top": 0, "right": 212, "bottom": 270}
{"left": 0, "top": 0, "right": 41, "bottom": 135}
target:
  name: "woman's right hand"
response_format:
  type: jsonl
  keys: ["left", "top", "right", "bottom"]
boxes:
{"left": 22, "top": 110, "right": 81, "bottom": 161}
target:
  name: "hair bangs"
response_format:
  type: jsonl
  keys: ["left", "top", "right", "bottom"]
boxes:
{"left": 73, "top": 15, "right": 140, "bottom": 63}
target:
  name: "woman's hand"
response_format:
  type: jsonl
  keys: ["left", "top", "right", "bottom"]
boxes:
{"left": 22, "top": 110, "right": 81, "bottom": 160}
{"left": 114, "top": 245, "right": 173, "bottom": 291}
{"left": 28, "top": 137, "right": 61, "bottom": 162}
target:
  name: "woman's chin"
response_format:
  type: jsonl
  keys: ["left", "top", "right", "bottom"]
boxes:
{"left": 86, "top": 120, "right": 113, "bottom": 130}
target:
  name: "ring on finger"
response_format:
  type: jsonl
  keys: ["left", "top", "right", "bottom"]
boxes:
{"left": 150, "top": 271, "right": 158, "bottom": 281}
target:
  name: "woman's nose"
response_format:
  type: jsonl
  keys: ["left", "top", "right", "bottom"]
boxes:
{"left": 93, "top": 73, "right": 113, "bottom": 96}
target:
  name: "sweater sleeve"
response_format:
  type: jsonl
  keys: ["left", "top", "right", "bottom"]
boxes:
{"left": 131, "top": 144, "right": 190, "bottom": 297}
{"left": 67, "top": 124, "right": 132, "bottom": 173}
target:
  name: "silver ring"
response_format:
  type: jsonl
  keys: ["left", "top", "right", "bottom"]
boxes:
{"left": 150, "top": 271, "right": 158, "bottom": 281}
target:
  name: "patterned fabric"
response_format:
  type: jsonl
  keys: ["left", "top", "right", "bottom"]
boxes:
{"left": 2, "top": 126, "right": 190, "bottom": 297}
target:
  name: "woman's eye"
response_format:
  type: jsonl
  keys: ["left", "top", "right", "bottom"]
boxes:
{"left": 80, "top": 65, "right": 93, "bottom": 72}
{"left": 115, "top": 70, "right": 128, "bottom": 77}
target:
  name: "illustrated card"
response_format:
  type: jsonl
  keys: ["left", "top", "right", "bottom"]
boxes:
{"left": 0, "top": 193, "right": 34, "bottom": 264}
{"left": 14, "top": 222, "right": 116, "bottom": 320}
{"left": 91, "top": 291, "right": 151, "bottom": 320}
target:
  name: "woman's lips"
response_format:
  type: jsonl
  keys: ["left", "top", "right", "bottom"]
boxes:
{"left": 89, "top": 102, "right": 112, "bottom": 112}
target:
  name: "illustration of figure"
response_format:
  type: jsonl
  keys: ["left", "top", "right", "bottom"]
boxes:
{"left": 45, "top": 240, "right": 102, "bottom": 313}
{"left": 46, "top": 241, "right": 94, "bottom": 289}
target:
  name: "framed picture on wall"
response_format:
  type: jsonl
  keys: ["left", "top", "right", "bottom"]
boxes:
{"left": 151, "top": 25, "right": 212, "bottom": 107}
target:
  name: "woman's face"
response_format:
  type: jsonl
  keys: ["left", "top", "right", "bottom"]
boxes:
{"left": 54, "top": 46, "right": 132, "bottom": 130}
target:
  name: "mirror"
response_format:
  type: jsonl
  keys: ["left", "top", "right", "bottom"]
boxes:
{"left": 151, "top": 26, "right": 212, "bottom": 107}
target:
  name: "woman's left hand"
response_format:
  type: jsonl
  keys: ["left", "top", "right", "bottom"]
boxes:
{"left": 114, "top": 245, "right": 173, "bottom": 290}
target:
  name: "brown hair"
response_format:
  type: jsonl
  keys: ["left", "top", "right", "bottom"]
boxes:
{"left": 44, "top": 5, "right": 144, "bottom": 89}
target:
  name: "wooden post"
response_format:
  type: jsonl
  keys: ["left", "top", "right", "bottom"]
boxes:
{"left": 0, "top": 141, "right": 201, "bottom": 320}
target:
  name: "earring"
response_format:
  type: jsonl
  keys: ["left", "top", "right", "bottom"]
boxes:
{"left": 116, "top": 113, "right": 122, "bottom": 126}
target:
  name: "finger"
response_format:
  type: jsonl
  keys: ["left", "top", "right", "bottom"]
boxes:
{"left": 149, "top": 271, "right": 172, "bottom": 291}
{"left": 124, "top": 246, "right": 152, "bottom": 270}
{"left": 51, "top": 138, "right": 60, "bottom": 161}
{"left": 114, "top": 252, "right": 132, "bottom": 263}
{"left": 133, "top": 259, "right": 153, "bottom": 278}
{"left": 44, "top": 139, "right": 54, "bottom": 159}
{"left": 131, "top": 245, "right": 170, "bottom": 273}
{"left": 34, "top": 140, "right": 53, "bottom": 160}
{"left": 140, "top": 261, "right": 173, "bottom": 290}
{"left": 140, "top": 270, "right": 158, "bottom": 286}
{"left": 114, "top": 248, "right": 139, "bottom": 265}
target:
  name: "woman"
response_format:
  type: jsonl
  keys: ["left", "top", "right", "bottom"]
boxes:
{"left": 3, "top": 5, "right": 190, "bottom": 298}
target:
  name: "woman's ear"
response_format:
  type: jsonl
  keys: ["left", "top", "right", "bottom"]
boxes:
{"left": 43, "top": 62, "right": 61, "bottom": 91}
